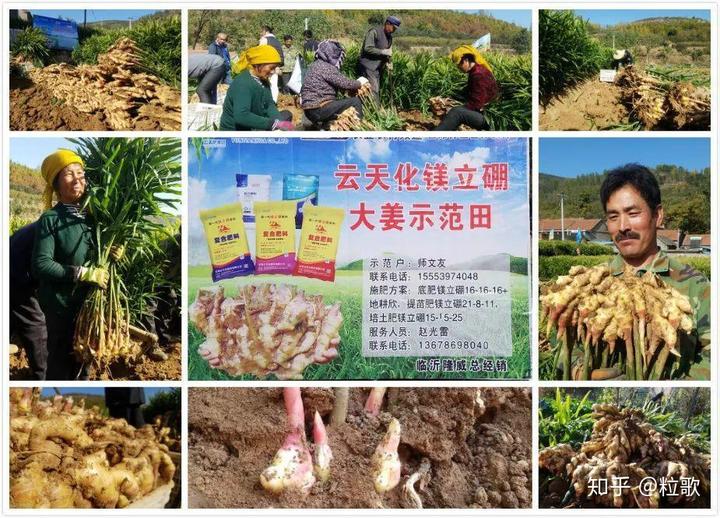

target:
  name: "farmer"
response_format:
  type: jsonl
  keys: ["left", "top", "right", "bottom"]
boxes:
{"left": 105, "top": 388, "right": 146, "bottom": 428}
{"left": 280, "top": 35, "right": 300, "bottom": 94}
{"left": 433, "top": 45, "right": 498, "bottom": 131}
{"left": 357, "top": 15, "right": 401, "bottom": 101}
{"left": 140, "top": 232, "right": 181, "bottom": 361}
{"left": 612, "top": 49, "right": 634, "bottom": 71}
{"left": 188, "top": 54, "right": 225, "bottom": 104}
{"left": 10, "top": 222, "right": 47, "bottom": 380}
{"left": 259, "top": 25, "right": 284, "bottom": 102}
{"left": 301, "top": 40, "right": 370, "bottom": 127}
{"left": 219, "top": 45, "right": 294, "bottom": 131}
{"left": 303, "top": 29, "right": 319, "bottom": 53}
{"left": 557, "top": 164, "right": 709, "bottom": 379}
{"left": 208, "top": 32, "right": 232, "bottom": 84}
{"left": 32, "top": 150, "right": 124, "bottom": 380}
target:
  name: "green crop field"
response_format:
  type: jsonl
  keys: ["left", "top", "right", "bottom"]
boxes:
{"left": 188, "top": 267, "right": 530, "bottom": 380}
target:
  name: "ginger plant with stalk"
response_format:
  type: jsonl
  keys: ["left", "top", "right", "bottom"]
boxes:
{"left": 70, "top": 137, "right": 181, "bottom": 373}
{"left": 540, "top": 403, "right": 709, "bottom": 508}
{"left": 260, "top": 387, "right": 403, "bottom": 496}
{"left": 541, "top": 264, "right": 695, "bottom": 380}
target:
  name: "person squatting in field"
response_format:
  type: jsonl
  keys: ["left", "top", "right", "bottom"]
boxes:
{"left": 434, "top": 45, "right": 498, "bottom": 131}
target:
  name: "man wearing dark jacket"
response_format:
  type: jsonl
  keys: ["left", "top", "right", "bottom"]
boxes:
{"left": 357, "top": 15, "right": 400, "bottom": 101}
{"left": 208, "top": 32, "right": 232, "bottom": 84}
{"left": 10, "top": 222, "right": 47, "bottom": 380}
{"left": 303, "top": 29, "right": 319, "bottom": 53}
{"left": 612, "top": 49, "right": 634, "bottom": 71}
{"left": 105, "top": 388, "right": 146, "bottom": 428}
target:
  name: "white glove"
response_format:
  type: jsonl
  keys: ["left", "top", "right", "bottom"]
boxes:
{"left": 381, "top": 48, "right": 392, "bottom": 57}
{"left": 358, "top": 76, "right": 369, "bottom": 85}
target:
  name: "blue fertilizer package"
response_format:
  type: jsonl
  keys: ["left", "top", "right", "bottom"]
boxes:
{"left": 282, "top": 174, "right": 319, "bottom": 228}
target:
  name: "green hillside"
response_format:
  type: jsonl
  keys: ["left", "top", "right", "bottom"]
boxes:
{"left": 588, "top": 16, "right": 710, "bottom": 55}
{"left": 189, "top": 9, "right": 530, "bottom": 53}
{"left": 539, "top": 164, "right": 710, "bottom": 233}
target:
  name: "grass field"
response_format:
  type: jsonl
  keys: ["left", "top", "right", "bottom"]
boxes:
{"left": 188, "top": 266, "right": 530, "bottom": 380}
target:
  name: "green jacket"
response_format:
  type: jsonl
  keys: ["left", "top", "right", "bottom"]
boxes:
{"left": 607, "top": 251, "right": 710, "bottom": 379}
{"left": 219, "top": 70, "right": 281, "bottom": 130}
{"left": 281, "top": 45, "right": 300, "bottom": 74}
{"left": 32, "top": 203, "right": 93, "bottom": 316}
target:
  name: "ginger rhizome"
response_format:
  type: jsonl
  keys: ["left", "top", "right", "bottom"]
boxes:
{"left": 540, "top": 264, "right": 695, "bottom": 380}
{"left": 540, "top": 403, "right": 709, "bottom": 508}
{"left": 260, "top": 388, "right": 316, "bottom": 494}
{"left": 9, "top": 389, "right": 176, "bottom": 509}
{"left": 191, "top": 284, "right": 342, "bottom": 380}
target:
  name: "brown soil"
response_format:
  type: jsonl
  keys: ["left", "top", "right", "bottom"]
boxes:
{"left": 188, "top": 387, "right": 531, "bottom": 509}
{"left": 10, "top": 83, "right": 109, "bottom": 131}
{"left": 10, "top": 39, "right": 180, "bottom": 131}
{"left": 9, "top": 342, "right": 181, "bottom": 381}
{"left": 540, "top": 79, "right": 630, "bottom": 130}
{"left": 10, "top": 81, "right": 173, "bottom": 131}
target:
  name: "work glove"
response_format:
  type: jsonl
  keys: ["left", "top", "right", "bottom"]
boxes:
{"left": 79, "top": 266, "right": 109, "bottom": 289}
{"left": 358, "top": 76, "right": 369, "bottom": 85}
{"left": 380, "top": 48, "right": 392, "bottom": 57}
{"left": 109, "top": 244, "right": 125, "bottom": 262}
{"left": 386, "top": 61, "right": 393, "bottom": 71}
{"left": 272, "top": 120, "right": 295, "bottom": 131}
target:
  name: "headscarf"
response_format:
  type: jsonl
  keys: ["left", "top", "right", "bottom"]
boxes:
{"left": 315, "top": 40, "right": 346, "bottom": 69}
{"left": 385, "top": 16, "right": 401, "bottom": 27}
{"left": 231, "top": 44, "right": 282, "bottom": 75}
{"left": 40, "top": 149, "right": 84, "bottom": 210}
{"left": 450, "top": 45, "right": 493, "bottom": 74}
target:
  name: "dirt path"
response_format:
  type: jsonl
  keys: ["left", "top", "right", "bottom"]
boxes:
{"left": 189, "top": 387, "right": 531, "bottom": 509}
{"left": 540, "top": 79, "right": 630, "bottom": 130}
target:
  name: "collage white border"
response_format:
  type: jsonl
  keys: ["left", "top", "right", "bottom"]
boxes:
{"left": 1, "top": 1, "right": 717, "bottom": 516}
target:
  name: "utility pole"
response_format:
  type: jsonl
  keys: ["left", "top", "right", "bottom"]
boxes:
{"left": 83, "top": 10, "right": 87, "bottom": 27}
{"left": 559, "top": 193, "right": 565, "bottom": 241}
{"left": 128, "top": 18, "right": 132, "bottom": 29}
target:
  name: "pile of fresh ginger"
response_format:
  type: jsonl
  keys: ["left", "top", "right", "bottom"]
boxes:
{"left": 10, "top": 389, "right": 176, "bottom": 509}
{"left": 540, "top": 403, "right": 710, "bottom": 508}
{"left": 190, "top": 284, "right": 342, "bottom": 380}
{"left": 540, "top": 264, "right": 695, "bottom": 380}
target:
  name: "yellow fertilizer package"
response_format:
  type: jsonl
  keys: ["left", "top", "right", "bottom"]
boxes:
{"left": 200, "top": 202, "right": 255, "bottom": 281}
{"left": 294, "top": 205, "right": 344, "bottom": 282}
{"left": 253, "top": 201, "right": 297, "bottom": 275}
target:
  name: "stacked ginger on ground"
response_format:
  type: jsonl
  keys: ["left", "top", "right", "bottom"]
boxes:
{"left": 10, "top": 388, "right": 176, "bottom": 509}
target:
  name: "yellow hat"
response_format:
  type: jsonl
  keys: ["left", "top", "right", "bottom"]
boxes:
{"left": 231, "top": 44, "right": 282, "bottom": 75}
{"left": 450, "top": 45, "right": 492, "bottom": 73}
{"left": 41, "top": 149, "right": 84, "bottom": 209}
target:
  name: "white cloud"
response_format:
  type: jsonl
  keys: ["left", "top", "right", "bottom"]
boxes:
{"left": 188, "top": 176, "right": 208, "bottom": 235}
{"left": 347, "top": 139, "right": 392, "bottom": 163}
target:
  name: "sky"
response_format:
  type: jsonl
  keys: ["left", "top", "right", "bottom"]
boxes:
{"left": 573, "top": 9, "right": 710, "bottom": 26}
{"left": 11, "top": 137, "right": 74, "bottom": 168}
{"left": 189, "top": 137, "right": 530, "bottom": 265}
{"left": 485, "top": 10, "right": 531, "bottom": 29}
{"left": 10, "top": 137, "right": 181, "bottom": 216}
{"left": 40, "top": 387, "right": 171, "bottom": 399}
{"left": 29, "top": 9, "right": 162, "bottom": 24}
{"left": 540, "top": 138, "right": 710, "bottom": 178}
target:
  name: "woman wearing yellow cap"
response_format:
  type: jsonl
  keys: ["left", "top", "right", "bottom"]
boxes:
{"left": 219, "top": 44, "right": 294, "bottom": 131}
{"left": 32, "top": 149, "right": 121, "bottom": 379}
{"left": 434, "top": 45, "right": 499, "bottom": 131}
